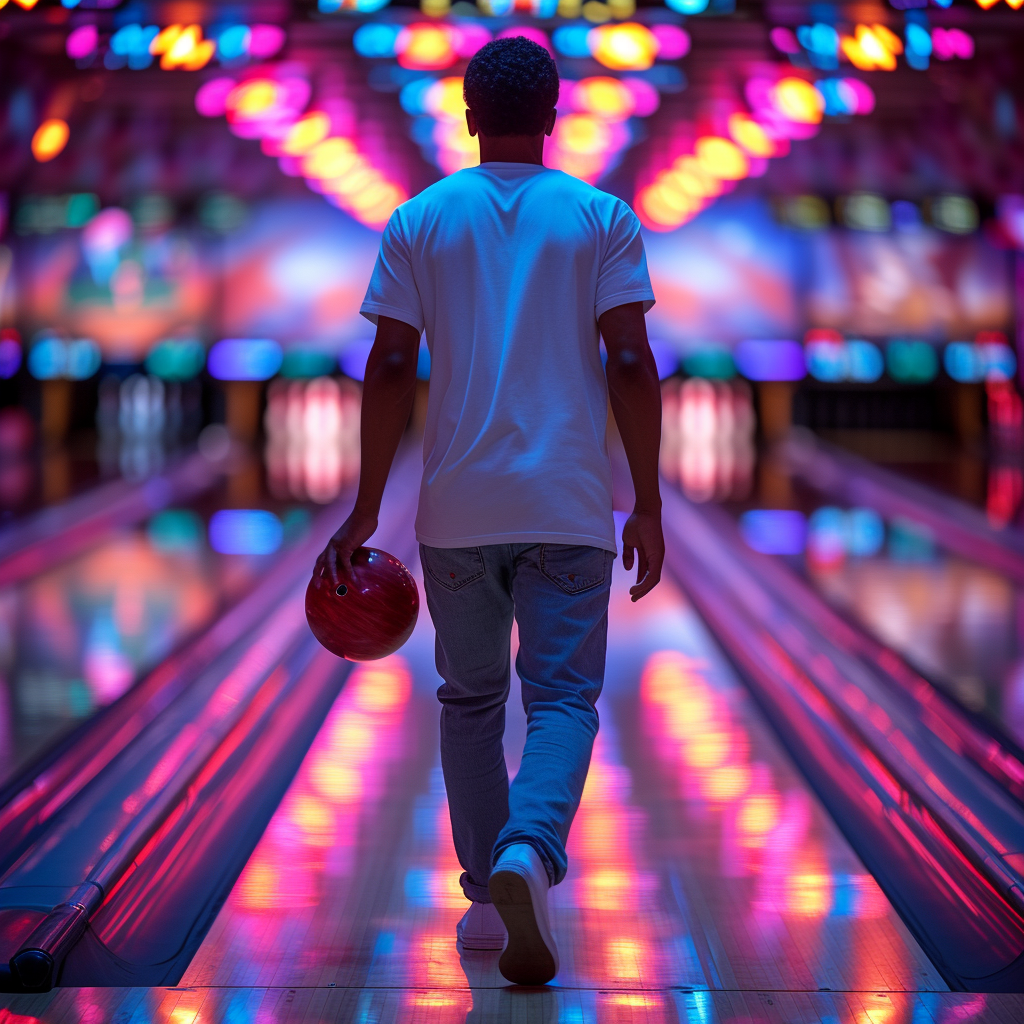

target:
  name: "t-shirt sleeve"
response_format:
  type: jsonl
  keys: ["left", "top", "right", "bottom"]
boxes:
{"left": 359, "top": 211, "right": 424, "bottom": 333}
{"left": 595, "top": 204, "right": 656, "bottom": 319}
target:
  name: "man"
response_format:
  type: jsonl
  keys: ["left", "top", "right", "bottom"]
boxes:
{"left": 316, "top": 36, "right": 663, "bottom": 986}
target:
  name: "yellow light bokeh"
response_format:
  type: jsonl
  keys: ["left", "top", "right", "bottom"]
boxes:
{"left": 670, "top": 156, "right": 725, "bottom": 197}
{"left": 397, "top": 24, "right": 456, "bottom": 70}
{"left": 556, "top": 113, "right": 613, "bottom": 156}
{"left": 589, "top": 22, "right": 658, "bottom": 71}
{"left": 737, "top": 792, "right": 780, "bottom": 836}
{"left": 574, "top": 77, "right": 635, "bottom": 121}
{"left": 228, "top": 79, "right": 279, "bottom": 119}
{"left": 302, "top": 137, "right": 359, "bottom": 179}
{"left": 841, "top": 25, "right": 900, "bottom": 71}
{"left": 426, "top": 77, "right": 466, "bottom": 122}
{"left": 728, "top": 113, "right": 776, "bottom": 157}
{"left": 695, "top": 136, "right": 750, "bottom": 180}
{"left": 31, "top": 118, "right": 69, "bottom": 162}
{"left": 771, "top": 78, "right": 825, "bottom": 125}
{"left": 280, "top": 112, "right": 331, "bottom": 156}
{"left": 149, "top": 24, "right": 183, "bottom": 55}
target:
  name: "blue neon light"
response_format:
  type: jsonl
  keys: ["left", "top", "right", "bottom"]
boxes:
{"left": 208, "top": 510, "right": 283, "bottom": 556}
{"left": 208, "top": 338, "right": 283, "bottom": 381}
{"left": 0, "top": 338, "right": 22, "bottom": 379}
{"left": 339, "top": 339, "right": 374, "bottom": 382}
{"left": 740, "top": 509, "right": 806, "bottom": 555}
{"left": 734, "top": 339, "right": 805, "bottom": 382}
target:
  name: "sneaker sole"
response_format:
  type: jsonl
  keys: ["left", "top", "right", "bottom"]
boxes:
{"left": 489, "top": 869, "right": 558, "bottom": 985}
{"left": 456, "top": 931, "right": 506, "bottom": 951}
{"left": 458, "top": 938, "right": 506, "bottom": 951}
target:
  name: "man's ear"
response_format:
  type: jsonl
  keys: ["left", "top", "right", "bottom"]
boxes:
{"left": 466, "top": 108, "right": 478, "bottom": 138}
{"left": 544, "top": 108, "right": 557, "bottom": 137}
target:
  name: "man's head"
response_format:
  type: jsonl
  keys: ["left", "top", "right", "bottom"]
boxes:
{"left": 463, "top": 37, "right": 559, "bottom": 138}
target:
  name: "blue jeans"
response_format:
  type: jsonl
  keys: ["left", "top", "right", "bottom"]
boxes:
{"left": 420, "top": 543, "right": 613, "bottom": 902}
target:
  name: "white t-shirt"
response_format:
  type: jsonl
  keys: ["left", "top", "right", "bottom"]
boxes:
{"left": 360, "top": 162, "right": 655, "bottom": 554}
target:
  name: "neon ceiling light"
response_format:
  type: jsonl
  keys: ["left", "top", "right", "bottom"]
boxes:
{"left": 196, "top": 70, "right": 407, "bottom": 229}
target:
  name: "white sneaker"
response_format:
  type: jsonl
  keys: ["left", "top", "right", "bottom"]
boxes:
{"left": 456, "top": 901, "right": 507, "bottom": 951}
{"left": 488, "top": 843, "right": 559, "bottom": 985}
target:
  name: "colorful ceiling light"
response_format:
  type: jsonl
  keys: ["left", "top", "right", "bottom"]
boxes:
{"left": 695, "top": 136, "right": 749, "bottom": 180}
{"left": 571, "top": 77, "right": 637, "bottom": 121}
{"left": 770, "top": 77, "right": 824, "bottom": 125}
{"left": 197, "top": 72, "right": 406, "bottom": 229}
{"left": 497, "top": 25, "right": 553, "bottom": 53}
{"left": 547, "top": 113, "right": 628, "bottom": 181}
{"left": 931, "top": 27, "right": 974, "bottom": 60}
{"left": 589, "top": 23, "right": 659, "bottom": 71}
{"left": 727, "top": 113, "right": 778, "bottom": 158}
{"left": 319, "top": 0, "right": 391, "bottom": 11}
{"left": 150, "top": 25, "right": 216, "bottom": 71}
{"left": 101, "top": 22, "right": 283, "bottom": 70}
{"left": 638, "top": 69, "right": 834, "bottom": 232}
{"left": 402, "top": 75, "right": 475, "bottom": 175}
{"left": 354, "top": 20, "right": 490, "bottom": 60}
{"left": 276, "top": 112, "right": 332, "bottom": 156}
{"left": 31, "top": 119, "right": 69, "bottom": 162}
{"left": 745, "top": 75, "right": 822, "bottom": 140}
{"left": 796, "top": 23, "right": 840, "bottom": 70}
{"left": 66, "top": 24, "right": 98, "bottom": 60}
{"left": 108, "top": 24, "right": 160, "bottom": 69}
{"left": 396, "top": 23, "right": 458, "bottom": 70}
{"left": 973, "top": 0, "right": 1023, "bottom": 8}
{"left": 815, "top": 78, "right": 875, "bottom": 116}
{"left": 840, "top": 25, "right": 902, "bottom": 71}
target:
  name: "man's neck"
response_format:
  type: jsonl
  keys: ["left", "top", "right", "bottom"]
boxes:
{"left": 477, "top": 133, "right": 546, "bottom": 166}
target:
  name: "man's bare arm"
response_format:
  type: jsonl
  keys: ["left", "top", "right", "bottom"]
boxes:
{"left": 314, "top": 315, "right": 421, "bottom": 585}
{"left": 599, "top": 301, "right": 664, "bottom": 601}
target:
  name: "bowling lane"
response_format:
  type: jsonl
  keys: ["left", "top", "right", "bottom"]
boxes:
{"left": 170, "top": 547, "right": 944, "bottom": 1019}
{"left": 723, "top": 450, "right": 1024, "bottom": 749}
{"left": 0, "top": 456, "right": 328, "bottom": 789}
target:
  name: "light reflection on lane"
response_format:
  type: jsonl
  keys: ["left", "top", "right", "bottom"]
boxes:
{"left": 180, "top": 566, "right": 945, "bottom": 1022}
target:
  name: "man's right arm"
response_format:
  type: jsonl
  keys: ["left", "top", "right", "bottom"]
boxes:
{"left": 599, "top": 301, "right": 664, "bottom": 602}
{"left": 313, "top": 314, "right": 421, "bottom": 586}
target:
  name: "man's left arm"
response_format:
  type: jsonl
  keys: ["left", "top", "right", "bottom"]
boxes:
{"left": 314, "top": 315, "right": 421, "bottom": 586}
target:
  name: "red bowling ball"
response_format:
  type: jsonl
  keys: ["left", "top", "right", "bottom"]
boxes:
{"left": 305, "top": 547, "right": 419, "bottom": 661}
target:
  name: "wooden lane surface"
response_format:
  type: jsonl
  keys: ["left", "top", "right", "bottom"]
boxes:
{"left": 2, "top": 568, "right": 964, "bottom": 1021}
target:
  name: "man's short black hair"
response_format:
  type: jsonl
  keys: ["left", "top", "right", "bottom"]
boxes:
{"left": 463, "top": 37, "right": 559, "bottom": 137}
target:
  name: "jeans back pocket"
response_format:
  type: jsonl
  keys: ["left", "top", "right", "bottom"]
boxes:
{"left": 539, "top": 544, "right": 609, "bottom": 595}
{"left": 421, "top": 545, "right": 486, "bottom": 592}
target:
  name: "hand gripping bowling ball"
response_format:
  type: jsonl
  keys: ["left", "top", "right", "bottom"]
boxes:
{"left": 305, "top": 547, "right": 419, "bottom": 661}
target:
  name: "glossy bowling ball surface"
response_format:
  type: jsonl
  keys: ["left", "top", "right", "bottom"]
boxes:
{"left": 305, "top": 547, "right": 419, "bottom": 661}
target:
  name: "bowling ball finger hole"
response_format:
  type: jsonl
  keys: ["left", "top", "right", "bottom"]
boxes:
{"left": 335, "top": 584, "right": 348, "bottom": 597}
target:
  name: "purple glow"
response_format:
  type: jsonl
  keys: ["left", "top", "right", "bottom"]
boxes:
{"left": 651, "top": 25, "right": 690, "bottom": 60}
{"left": 497, "top": 26, "right": 553, "bottom": 55}
{"left": 208, "top": 338, "right": 282, "bottom": 381}
{"left": 451, "top": 22, "right": 492, "bottom": 58}
{"left": 209, "top": 509, "right": 283, "bottom": 555}
{"left": 769, "top": 26, "right": 801, "bottom": 55}
{"left": 195, "top": 78, "right": 236, "bottom": 118}
{"left": 66, "top": 24, "right": 98, "bottom": 60}
{"left": 740, "top": 509, "right": 807, "bottom": 555}
{"left": 249, "top": 24, "right": 287, "bottom": 59}
{"left": 623, "top": 77, "right": 660, "bottom": 117}
{"left": 734, "top": 339, "right": 805, "bottom": 382}
{"left": 0, "top": 338, "right": 21, "bottom": 379}
{"left": 844, "top": 78, "right": 875, "bottom": 115}
{"left": 339, "top": 340, "right": 374, "bottom": 382}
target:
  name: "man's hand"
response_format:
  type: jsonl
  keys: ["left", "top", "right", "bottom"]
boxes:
{"left": 622, "top": 508, "right": 663, "bottom": 602}
{"left": 314, "top": 507, "right": 379, "bottom": 588}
